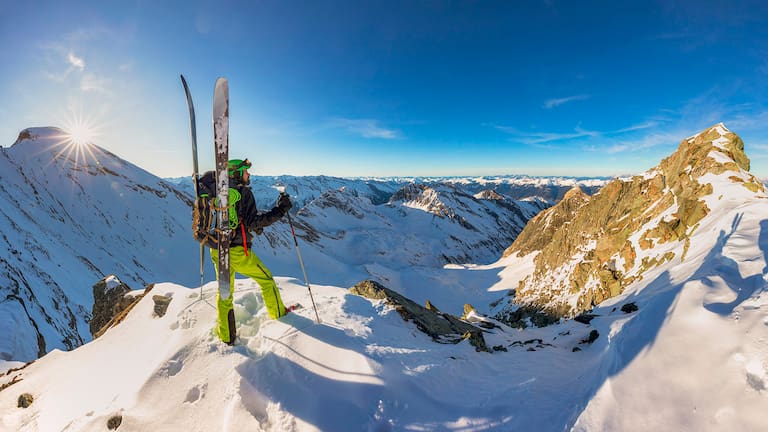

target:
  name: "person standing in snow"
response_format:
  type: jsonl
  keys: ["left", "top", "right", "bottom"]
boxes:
{"left": 209, "top": 158, "right": 293, "bottom": 345}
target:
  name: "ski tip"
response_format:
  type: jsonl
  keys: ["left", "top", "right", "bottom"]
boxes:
{"left": 214, "top": 77, "right": 229, "bottom": 97}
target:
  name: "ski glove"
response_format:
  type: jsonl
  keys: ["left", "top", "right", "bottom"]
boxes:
{"left": 277, "top": 193, "right": 293, "bottom": 212}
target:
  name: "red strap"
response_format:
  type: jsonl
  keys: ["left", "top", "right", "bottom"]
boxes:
{"left": 240, "top": 222, "right": 249, "bottom": 256}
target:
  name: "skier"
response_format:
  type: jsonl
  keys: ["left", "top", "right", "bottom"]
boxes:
{"left": 209, "top": 158, "right": 293, "bottom": 344}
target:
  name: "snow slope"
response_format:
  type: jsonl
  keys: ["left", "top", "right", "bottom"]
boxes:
{"left": 0, "top": 128, "right": 201, "bottom": 362}
{"left": 2, "top": 186, "right": 766, "bottom": 431}
{"left": 571, "top": 178, "right": 768, "bottom": 431}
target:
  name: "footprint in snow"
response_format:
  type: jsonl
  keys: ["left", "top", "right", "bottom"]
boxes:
{"left": 185, "top": 383, "right": 207, "bottom": 403}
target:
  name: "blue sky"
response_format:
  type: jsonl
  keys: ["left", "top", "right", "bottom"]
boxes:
{"left": 1, "top": 0, "right": 767, "bottom": 178}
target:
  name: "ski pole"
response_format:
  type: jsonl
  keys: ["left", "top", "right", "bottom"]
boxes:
{"left": 281, "top": 192, "right": 321, "bottom": 323}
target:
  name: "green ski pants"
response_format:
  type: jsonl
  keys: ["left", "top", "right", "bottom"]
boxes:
{"left": 210, "top": 246, "right": 287, "bottom": 343}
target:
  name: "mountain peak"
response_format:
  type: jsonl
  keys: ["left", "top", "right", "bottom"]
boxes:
{"left": 503, "top": 185, "right": 589, "bottom": 259}
{"left": 8, "top": 126, "right": 102, "bottom": 165}
{"left": 498, "top": 124, "right": 765, "bottom": 319}
{"left": 4, "top": 126, "right": 148, "bottom": 182}
{"left": 561, "top": 185, "right": 587, "bottom": 201}
{"left": 663, "top": 122, "right": 750, "bottom": 177}
{"left": 11, "top": 127, "right": 67, "bottom": 147}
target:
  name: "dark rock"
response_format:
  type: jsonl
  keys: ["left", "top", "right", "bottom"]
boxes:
{"left": 90, "top": 276, "right": 133, "bottom": 337}
{"left": 351, "top": 280, "right": 488, "bottom": 352}
{"left": 93, "top": 284, "right": 154, "bottom": 339}
{"left": 152, "top": 295, "right": 172, "bottom": 317}
{"left": 621, "top": 302, "right": 639, "bottom": 313}
{"left": 580, "top": 330, "right": 600, "bottom": 344}
{"left": 18, "top": 393, "right": 33, "bottom": 408}
{"left": 572, "top": 347, "right": 582, "bottom": 352}
{"left": 107, "top": 414, "right": 122, "bottom": 430}
{"left": 493, "top": 305, "right": 559, "bottom": 329}
{"left": 574, "top": 313, "right": 597, "bottom": 325}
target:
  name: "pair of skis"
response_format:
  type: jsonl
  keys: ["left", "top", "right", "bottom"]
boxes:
{"left": 181, "top": 75, "right": 230, "bottom": 308}
{"left": 180, "top": 75, "right": 320, "bottom": 324}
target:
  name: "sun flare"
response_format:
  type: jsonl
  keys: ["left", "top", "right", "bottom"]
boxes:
{"left": 66, "top": 123, "right": 96, "bottom": 147}
{"left": 62, "top": 115, "right": 99, "bottom": 147}
{"left": 51, "top": 108, "right": 105, "bottom": 169}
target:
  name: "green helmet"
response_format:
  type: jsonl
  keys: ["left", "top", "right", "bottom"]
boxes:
{"left": 227, "top": 158, "right": 252, "bottom": 178}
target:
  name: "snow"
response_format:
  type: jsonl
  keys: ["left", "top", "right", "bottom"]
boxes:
{"left": 9, "top": 221, "right": 759, "bottom": 432}
{"left": 2, "top": 125, "right": 768, "bottom": 431}
{"left": 104, "top": 275, "right": 122, "bottom": 292}
{"left": 487, "top": 251, "right": 538, "bottom": 293}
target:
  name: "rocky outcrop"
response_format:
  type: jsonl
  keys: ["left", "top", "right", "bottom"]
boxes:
{"left": 497, "top": 124, "right": 766, "bottom": 321}
{"left": 93, "top": 284, "right": 154, "bottom": 339}
{"left": 17, "top": 392, "right": 33, "bottom": 408}
{"left": 350, "top": 280, "right": 488, "bottom": 352}
{"left": 152, "top": 295, "right": 172, "bottom": 318}
{"left": 90, "top": 276, "right": 134, "bottom": 337}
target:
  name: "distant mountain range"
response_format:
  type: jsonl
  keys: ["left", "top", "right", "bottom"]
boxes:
{"left": 167, "top": 173, "right": 608, "bottom": 207}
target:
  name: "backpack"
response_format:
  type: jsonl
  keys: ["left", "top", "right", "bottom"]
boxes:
{"left": 192, "top": 171, "right": 241, "bottom": 249}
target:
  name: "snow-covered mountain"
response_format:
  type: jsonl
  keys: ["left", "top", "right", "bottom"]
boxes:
{"left": 168, "top": 174, "right": 606, "bottom": 210}
{"left": 2, "top": 124, "right": 766, "bottom": 431}
{"left": 496, "top": 123, "right": 766, "bottom": 320}
{"left": 0, "top": 128, "right": 201, "bottom": 362}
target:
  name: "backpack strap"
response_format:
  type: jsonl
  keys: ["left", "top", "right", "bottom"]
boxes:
{"left": 240, "top": 222, "right": 249, "bottom": 256}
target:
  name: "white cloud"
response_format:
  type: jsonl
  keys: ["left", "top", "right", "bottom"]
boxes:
{"left": 495, "top": 124, "right": 598, "bottom": 145}
{"left": 613, "top": 121, "right": 658, "bottom": 133}
{"left": 602, "top": 131, "right": 684, "bottom": 154}
{"left": 333, "top": 118, "right": 401, "bottom": 139}
{"left": 68, "top": 52, "right": 85, "bottom": 70}
{"left": 543, "top": 94, "right": 590, "bottom": 109}
{"left": 726, "top": 111, "right": 768, "bottom": 131}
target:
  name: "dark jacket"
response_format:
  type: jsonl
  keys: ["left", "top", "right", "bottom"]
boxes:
{"left": 230, "top": 179, "right": 286, "bottom": 249}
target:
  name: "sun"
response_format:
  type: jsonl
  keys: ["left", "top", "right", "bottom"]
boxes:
{"left": 50, "top": 108, "right": 104, "bottom": 169}
{"left": 66, "top": 122, "right": 96, "bottom": 146}
{"left": 62, "top": 115, "right": 99, "bottom": 147}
